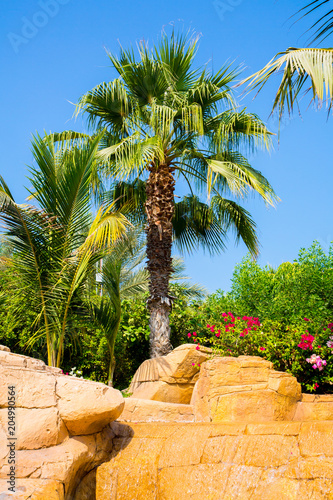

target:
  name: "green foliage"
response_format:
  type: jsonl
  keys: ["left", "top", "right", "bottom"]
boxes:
{"left": 189, "top": 314, "right": 333, "bottom": 393}
{"left": 200, "top": 241, "right": 333, "bottom": 325}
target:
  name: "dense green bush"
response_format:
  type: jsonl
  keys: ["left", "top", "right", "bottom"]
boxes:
{"left": 228, "top": 241, "right": 333, "bottom": 323}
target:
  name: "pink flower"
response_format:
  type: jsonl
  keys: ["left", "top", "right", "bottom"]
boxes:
{"left": 313, "top": 383, "right": 319, "bottom": 390}
{"left": 187, "top": 333, "right": 191, "bottom": 338}
{"left": 193, "top": 332, "right": 197, "bottom": 336}
{"left": 240, "top": 333, "right": 245, "bottom": 337}
{"left": 259, "top": 347, "right": 266, "bottom": 351}
{"left": 192, "top": 363, "right": 195, "bottom": 366}
{"left": 304, "top": 318, "right": 309, "bottom": 321}
{"left": 196, "top": 345, "right": 200, "bottom": 350}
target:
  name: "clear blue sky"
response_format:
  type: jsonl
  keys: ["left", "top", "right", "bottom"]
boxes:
{"left": 1, "top": 0, "right": 332, "bottom": 293}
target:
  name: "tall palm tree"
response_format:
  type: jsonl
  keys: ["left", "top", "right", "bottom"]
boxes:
{"left": 242, "top": 2, "right": 333, "bottom": 119}
{"left": 76, "top": 32, "right": 277, "bottom": 358}
{"left": 0, "top": 133, "right": 129, "bottom": 367}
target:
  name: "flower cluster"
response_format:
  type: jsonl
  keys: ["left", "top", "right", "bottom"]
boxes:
{"left": 327, "top": 336, "right": 333, "bottom": 349}
{"left": 207, "top": 312, "right": 260, "bottom": 339}
{"left": 187, "top": 331, "right": 201, "bottom": 350}
{"left": 306, "top": 354, "right": 327, "bottom": 371}
{"left": 298, "top": 333, "right": 315, "bottom": 350}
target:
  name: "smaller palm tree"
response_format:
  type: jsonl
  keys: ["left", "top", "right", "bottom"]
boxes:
{"left": 0, "top": 133, "right": 129, "bottom": 367}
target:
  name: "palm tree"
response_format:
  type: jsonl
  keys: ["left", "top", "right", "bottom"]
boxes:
{"left": 76, "top": 32, "right": 277, "bottom": 358}
{"left": 242, "top": 2, "right": 333, "bottom": 119}
{"left": 0, "top": 133, "right": 129, "bottom": 367}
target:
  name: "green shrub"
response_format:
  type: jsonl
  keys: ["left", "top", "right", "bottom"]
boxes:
{"left": 189, "top": 313, "right": 333, "bottom": 393}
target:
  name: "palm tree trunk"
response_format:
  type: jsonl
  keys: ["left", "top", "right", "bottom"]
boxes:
{"left": 145, "top": 163, "right": 175, "bottom": 358}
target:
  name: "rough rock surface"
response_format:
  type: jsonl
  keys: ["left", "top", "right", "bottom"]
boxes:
{"left": 120, "top": 397, "right": 194, "bottom": 423}
{"left": 128, "top": 344, "right": 211, "bottom": 403}
{"left": 96, "top": 421, "right": 333, "bottom": 500}
{"left": 293, "top": 393, "right": 333, "bottom": 421}
{"left": 2, "top": 343, "right": 333, "bottom": 499}
{"left": 0, "top": 346, "right": 123, "bottom": 499}
{"left": 191, "top": 355, "right": 302, "bottom": 422}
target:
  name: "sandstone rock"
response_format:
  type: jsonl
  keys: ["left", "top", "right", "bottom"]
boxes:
{"left": 0, "top": 479, "right": 64, "bottom": 499}
{"left": 56, "top": 376, "right": 124, "bottom": 435}
{"left": 192, "top": 356, "right": 301, "bottom": 422}
{"left": 0, "top": 345, "right": 10, "bottom": 352}
{"left": 73, "top": 469, "right": 97, "bottom": 500}
{"left": 299, "top": 421, "right": 333, "bottom": 457}
{"left": 119, "top": 397, "right": 194, "bottom": 423}
{"left": 129, "top": 344, "right": 211, "bottom": 404}
{"left": 96, "top": 421, "right": 333, "bottom": 500}
{"left": 0, "top": 365, "right": 56, "bottom": 409}
{"left": 129, "top": 380, "right": 195, "bottom": 404}
{"left": 294, "top": 394, "right": 333, "bottom": 421}
{"left": 0, "top": 408, "right": 68, "bottom": 450}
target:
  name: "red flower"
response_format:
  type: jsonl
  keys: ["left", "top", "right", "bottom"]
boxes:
{"left": 193, "top": 332, "right": 197, "bottom": 336}
{"left": 196, "top": 345, "right": 200, "bottom": 350}
{"left": 187, "top": 333, "right": 191, "bottom": 337}
{"left": 259, "top": 347, "right": 266, "bottom": 351}
{"left": 304, "top": 318, "right": 309, "bottom": 321}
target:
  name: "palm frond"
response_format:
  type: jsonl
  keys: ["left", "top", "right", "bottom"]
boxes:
{"left": 242, "top": 47, "right": 333, "bottom": 118}
{"left": 298, "top": 0, "right": 333, "bottom": 44}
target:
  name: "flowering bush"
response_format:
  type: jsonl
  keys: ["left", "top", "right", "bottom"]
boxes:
{"left": 188, "top": 314, "right": 333, "bottom": 393}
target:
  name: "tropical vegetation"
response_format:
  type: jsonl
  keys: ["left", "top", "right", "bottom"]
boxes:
{"left": 75, "top": 31, "right": 277, "bottom": 357}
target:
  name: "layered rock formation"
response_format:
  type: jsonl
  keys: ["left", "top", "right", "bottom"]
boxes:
{"left": 0, "top": 345, "right": 124, "bottom": 499}
{"left": 128, "top": 344, "right": 211, "bottom": 403}
{"left": 2, "top": 343, "right": 333, "bottom": 499}
{"left": 97, "top": 420, "right": 333, "bottom": 500}
{"left": 191, "top": 356, "right": 302, "bottom": 422}
{"left": 97, "top": 352, "right": 333, "bottom": 499}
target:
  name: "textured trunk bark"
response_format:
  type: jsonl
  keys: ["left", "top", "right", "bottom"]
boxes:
{"left": 145, "top": 163, "right": 175, "bottom": 358}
